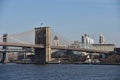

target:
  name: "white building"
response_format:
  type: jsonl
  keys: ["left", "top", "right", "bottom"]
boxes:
{"left": 81, "top": 34, "right": 94, "bottom": 48}
{"left": 92, "top": 44, "right": 115, "bottom": 51}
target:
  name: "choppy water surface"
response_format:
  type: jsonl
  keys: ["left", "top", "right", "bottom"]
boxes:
{"left": 0, "top": 63, "right": 120, "bottom": 80}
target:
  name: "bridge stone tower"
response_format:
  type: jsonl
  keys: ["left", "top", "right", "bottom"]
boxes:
{"left": 34, "top": 27, "right": 51, "bottom": 64}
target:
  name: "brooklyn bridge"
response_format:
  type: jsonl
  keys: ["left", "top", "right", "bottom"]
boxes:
{"left": 0, "top": 27, "right": 114, "bottom": 64}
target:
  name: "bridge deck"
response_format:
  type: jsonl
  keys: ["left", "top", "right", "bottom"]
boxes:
{"left": 51, "top": 46, "right": 113, "bottom": 53}
{"left": 0, "top": 42, "right": 44, "bottom": 48}
{"left": 0, "top": 42, "right": 113, "bottom": 53}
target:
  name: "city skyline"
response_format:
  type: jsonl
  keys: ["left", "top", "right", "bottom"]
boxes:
{"left": 0, "top": 0, "right": 120, "bottom": 46}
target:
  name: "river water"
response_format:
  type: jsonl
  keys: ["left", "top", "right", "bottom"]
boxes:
{"left": 0, "top": 63, "right": 120, "bottom": 80}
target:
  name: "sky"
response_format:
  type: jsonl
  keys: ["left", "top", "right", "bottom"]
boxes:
{"left": 0, "top": 0, "right": 120, "bottom": 46}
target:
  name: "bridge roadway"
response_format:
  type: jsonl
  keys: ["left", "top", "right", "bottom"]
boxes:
{"left": 51, "top": 46, "right": 113, "bottom": 53}
{"left": 0, "top": 42, "right": 113, "bottom": 53}
{"left": 0, "top": 42, "right": 44, "bottom": 48}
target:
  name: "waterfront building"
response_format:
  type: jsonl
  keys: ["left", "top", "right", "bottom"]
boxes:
{"left": 114, "top": 48, "right": 120, "bottom": 54}
{"left": 7, "top": 53, "right": 18, "bottom": 62}
{"left": 92, "top": 44, "right": 115, "bottom": 51}
{"left": 81, "top": 34, "right": 94, "bottom": 48}
{"left": 18, "top": 53, "right": 24, "bottom": 61}
{"left": 81, "top": 34, "right": 94, "bottom": 44}
{"left": 18, "top": 52, "right": 34, "bottom": 61}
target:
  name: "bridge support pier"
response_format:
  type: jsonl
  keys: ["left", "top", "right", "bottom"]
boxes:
{"left": 34, "top": 27, "right": 51, "bottom": 64}
{"left": 1, "top": 34, "right": 7, "bottom": 63}
{"left": 1, "top": 51, "right": 6, "bottom": 63}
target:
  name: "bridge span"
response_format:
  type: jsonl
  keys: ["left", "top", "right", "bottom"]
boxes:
{"left": 0, "top": 27, "right": 114, "bottom": 64}
{"left": 0, "top": 42, "right": 113, "bottom": 53}
{"left": 0, "top": 42, "right": 44, "bottom": 48}
{"left": 51, "top": 46, "right": 113, "bottom": 54}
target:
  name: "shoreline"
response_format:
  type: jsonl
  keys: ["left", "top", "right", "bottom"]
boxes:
{"left": 15, "top": 62, "right": 120, "bottom": 65}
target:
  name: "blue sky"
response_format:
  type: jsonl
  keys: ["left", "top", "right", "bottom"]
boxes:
{"left": 0, "top": 0, "right": 120, "bottom": 46}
